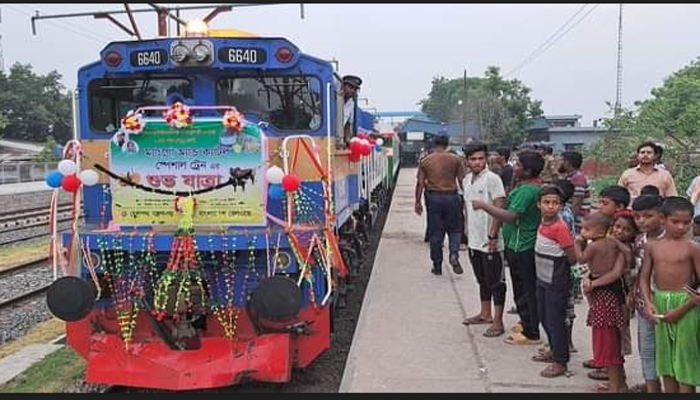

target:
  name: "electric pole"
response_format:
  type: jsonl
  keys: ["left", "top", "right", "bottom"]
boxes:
{"left": 614, "top": 4, "right": 624, "bottom": 117}
{"left": 462, "top": 69, "right": 468, "bottom": 145}
{"left": 0, "top": 6, "right": 5, "bottom": 74}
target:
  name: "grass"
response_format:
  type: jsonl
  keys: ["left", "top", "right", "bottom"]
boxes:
{"left": 0, "top": 319, "right": 65, "bottom": 361}
{"left": 0, "top": 347, "right": 85, "bottom": 393}
{"left": 0, "top": 238, "right": 49, "bottom": 272}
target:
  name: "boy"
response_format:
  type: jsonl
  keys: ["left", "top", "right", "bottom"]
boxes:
{"left": 692, "top": 216, "right": 700, "bottom": 246}
{"left": 575, "top": 213, "right": 628, "bottom": 393}
{"left": 598, "top": 186, "right": 631, "bottom": 219}
{"left": 555, "top": 179, "right": 578, "bottom": 352}
{"left": 631, "top": 195, "right": 665, "bottom": 393}
{"left": 531, "top": 186, "right": 576, "bottom": 378}
{"left": 462, "top": 143, "right": 508, "bottom": 338}
{"left": 640, "top": 197, "right": 700, "bottom": 393}
{"left": 474, "top": 150, "right": 544, "bottom": 346}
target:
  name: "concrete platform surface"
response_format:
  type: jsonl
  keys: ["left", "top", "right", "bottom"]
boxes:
{"left": 340, "top": 168, "right": 643, "bottom": 393}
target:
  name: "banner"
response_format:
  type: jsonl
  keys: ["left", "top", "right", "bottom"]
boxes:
{"left": 109, "top": 119, "right": 266, "bottom": 227}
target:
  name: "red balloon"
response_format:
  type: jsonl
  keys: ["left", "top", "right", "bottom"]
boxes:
{"left": 349, "top": 139, "right": 363, "bottom": 155}
{"left": 62, "top": 174, "right": 82, "bottom": 192}
{"left": 282, "top": 174, "right": 301, "bottom": 192}
{"left": 349, "top": 153, "right": 361, "bottom": 163}
{"left": 360, "top": 139, "right": 372, "bottom": 156}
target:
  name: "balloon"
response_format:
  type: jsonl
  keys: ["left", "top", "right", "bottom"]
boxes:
{"left": 46, "top": 171, "right": 64, "bottom": 189}
{"left": 349, "top": 153, "right": 361, "bottom": 162}
{"left": 360, "top": 139, "right": 372, "bottom": 156}
{"left": 62, "top": 174, "right": 82, "bottom": 193}
{"left": 349, "top": 138, "right": 363, "bottom": 155}
{"left": 375, "top": 144, "right": 382, "bottom": 152}
{"left": 266, "top": 166, "right": 285, "bottom": 185}
{"left": 376, "top": 138, "right": 384, "bottom": 146}
{"left": 79, "top": 169, "right": 100, "bottom": 187}
{"left": 282, "top": 174, "right": 301, "bottom": 193}
{"left": 58, "top": 160, "right": 77, "bottom": 176}
{"left": 268, "top": 184, "right": 285, "bottom": 199}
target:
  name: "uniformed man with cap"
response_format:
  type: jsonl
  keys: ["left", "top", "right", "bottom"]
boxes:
{"left": 341, "top": 75, "right": 362, "bottom": 144}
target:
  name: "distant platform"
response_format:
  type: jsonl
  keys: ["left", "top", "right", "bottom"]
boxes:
{"left": 0, "top": 181, "right": 52, "bottom": 196}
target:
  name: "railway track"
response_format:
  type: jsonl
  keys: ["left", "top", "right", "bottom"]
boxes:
{"left": 0, "top": 258, "right": 53, "bottom": 313}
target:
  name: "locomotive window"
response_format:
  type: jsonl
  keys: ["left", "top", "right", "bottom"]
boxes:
{"left": 216, "top": 76, "right": 323, "bottom": 132}
{"left": 89, "top": 78, "right": 192, "bottom": 133}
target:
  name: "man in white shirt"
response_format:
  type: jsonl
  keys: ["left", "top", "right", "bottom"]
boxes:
{"left": 461, "top": 142, "right": 508, "bottom": 338}
{"left": 342, "top": 75, "right": 362, "bottom": 144}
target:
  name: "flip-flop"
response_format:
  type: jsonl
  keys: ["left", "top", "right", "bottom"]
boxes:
{"left": 462, "top": 316, "right": 493, "bottom": 326}
{"left": 504, "top": 333, "right": 543, "bottom": 346}
{"left": 582, "top": 359, "right": 598, "bottom": 369}
{"left": 483, "top": 326, "right": 505, "bottom": 338}
{"left": 540, "top": 364, "right": 567, "bottom": 378}
{"left": 532, "top": 353, "right": 554, "bottom": 363}
{"left": 588, "top": 370, "right": 609, "bottom": 381}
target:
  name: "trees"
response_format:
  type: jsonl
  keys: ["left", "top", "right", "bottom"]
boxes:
{"left": 589, "top": 58, "right": 700, "bottom": 191}
{"left": 419, "top": 66, "right": 543, "bottom": 146}
{"left": 0, "top": 63, "right": 73, "bottom": 144}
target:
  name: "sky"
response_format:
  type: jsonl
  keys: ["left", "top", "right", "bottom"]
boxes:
{"left": 1, "top": 3, "right": 700, "bottom": 125}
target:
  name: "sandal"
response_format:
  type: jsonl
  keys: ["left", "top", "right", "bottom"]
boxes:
{"left": 582, "top": 359, "right": 598, "bottom": 369}
{"left": 532, "top": 352, "right": 554, "bottom": 363}
{"left": 540, "top": 364, "right": 567, "bottom": 378}
{"left": 483, "top": 326, "right": 505, "bottom": 338}
{"left": 504, "top": 333, "right": 543, "bottom": 346}
{"left": 462, "top": 315, "right": 493, "bottom": 326}
{"left": 588, "top": 369, "right": 609, "bottom": 381}
{"left": 591, "top": 383, "right": 609, "bottom": 393}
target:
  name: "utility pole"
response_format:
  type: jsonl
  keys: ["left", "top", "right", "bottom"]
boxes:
{"left": 462, "top": 69, "right": 468, "bottom": 145}
{"left": 0, "top": 6, "right": 5, "bottom": 74}
{"left": 614, "top": 4, "right": 624, "bottom": 117}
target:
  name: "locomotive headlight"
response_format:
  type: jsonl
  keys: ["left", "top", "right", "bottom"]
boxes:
{"left": 192, "top": 44, "right": 210, "bottom": 63}
{"left": 275, "top": 252, "right": 292, "bottom": 271}
{"left": 171, "top": 44, "right": 190, "bottom": 63}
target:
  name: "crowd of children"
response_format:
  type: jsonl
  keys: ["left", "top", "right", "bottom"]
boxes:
{"left": 467, "top": 146, "right": 700, "bottom": 393}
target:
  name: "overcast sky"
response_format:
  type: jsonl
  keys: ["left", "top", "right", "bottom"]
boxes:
{"left": 2, "top": 3, "right": 700, "bottom": 125}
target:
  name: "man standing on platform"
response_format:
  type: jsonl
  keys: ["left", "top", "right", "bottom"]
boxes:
{"left": 415, "top": 133, "right": 467, "bottom": 276}
{"left": 619, "top": 141, "right": 677, "bottom": 201}
{"left": 461, "top": 143, "right": 508, "bottom": 338}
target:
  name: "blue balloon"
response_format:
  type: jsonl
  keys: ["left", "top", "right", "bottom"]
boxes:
{"left": 269, "top": 184, "right": 285, "bottom": 200}
{"left": 375, "top": 144, "right": 382, "bottom": 152}
{"left": 46, "top": 171, "right": 64, "bottom": 189}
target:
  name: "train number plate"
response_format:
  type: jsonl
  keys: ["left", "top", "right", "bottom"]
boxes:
{"left": 218, "top": 47, "right": 267, "bottom": 65}
{"left": 130, "top": 50, "right": 168, "bottom": 67}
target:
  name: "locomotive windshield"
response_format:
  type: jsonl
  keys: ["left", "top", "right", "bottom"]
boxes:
{"left": 216, "top": 76, "right": 323, "bottom": 131}
{"left": 89, "top": 78, "right": 192, "bottom": 133}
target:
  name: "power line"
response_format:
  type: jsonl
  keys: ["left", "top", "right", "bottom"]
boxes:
{"left": 5, "top": 4, "right": 108, "bottom": 43}
{"left": 506, "top": 4, "right": 589, "bottom": 77}
{"left": 506, "top": 4, "right": 600, "bottom": 77}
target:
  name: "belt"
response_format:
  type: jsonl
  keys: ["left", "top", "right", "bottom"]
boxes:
{"left": 426, "top": 190, "right": 458, "bottom": 195}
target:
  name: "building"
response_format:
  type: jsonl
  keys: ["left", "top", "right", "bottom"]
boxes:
{"left": 527, "top": 115, "right": 609, "bottom": 152}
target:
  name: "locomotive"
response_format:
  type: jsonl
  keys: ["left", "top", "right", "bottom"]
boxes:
{"left": 45, "top": 23, "right": 400, "bottom": 391}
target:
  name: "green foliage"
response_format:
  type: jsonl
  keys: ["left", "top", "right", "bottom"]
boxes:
{"left": 34, "top": 136, "right": 60, "bottom": 162}
{"left": 419, "top": 66, "right": 543, "bottom": 146}
{"left": 0, "top": 63, "right": 73, "bottom": 144}
{"left": 587, "top": 58, "right": 700, "bottom": 194}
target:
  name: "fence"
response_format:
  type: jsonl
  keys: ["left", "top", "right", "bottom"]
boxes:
{"left": 0, "top": 162, "right": 59, "bottom": 185}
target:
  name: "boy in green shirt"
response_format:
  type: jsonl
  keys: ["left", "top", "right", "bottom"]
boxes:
{"left": 474, "top": 150, "right": 544, "bottom": 345}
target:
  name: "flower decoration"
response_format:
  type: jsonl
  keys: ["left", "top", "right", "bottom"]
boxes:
{"left": 223, "top": 108, "right": 245, "bottom": 133}
{"left": 164, "top": 102, "right": 193, "bottom": 129}
{"left": 120, "top": 111, "right": 145, "bottom": 135}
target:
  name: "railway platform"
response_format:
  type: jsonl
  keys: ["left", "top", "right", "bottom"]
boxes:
{"left": 340, "top": 168, "right": 643, "bottom": 393}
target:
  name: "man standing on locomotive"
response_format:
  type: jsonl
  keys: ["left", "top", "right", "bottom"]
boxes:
{"left": 341, "top": 75, "right": 363, "bottom": 145}
{"left": 415, "top": 133, "right": 467, "bottom": 276}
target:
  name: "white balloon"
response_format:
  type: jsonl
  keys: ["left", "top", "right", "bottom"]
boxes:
{"left": 266, "top": 166, "right": 285, "bottom": 185}
{"left": 58, "top": 160, "right": 77, "bottom": 176}
{"left": 376, "top": 138, "right": 384, "bottom": 146}
{"left": 79, "top": 169, "right": 100, "bottom": 187}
